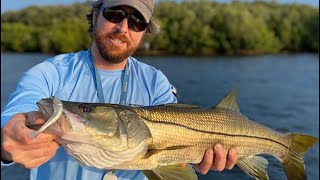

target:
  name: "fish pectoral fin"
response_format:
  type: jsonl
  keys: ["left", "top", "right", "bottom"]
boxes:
{"left": 236, "top": 155, "right": 269, "bottom": 180}
{"left": 143, "top": 164, "right": 198, "bottom": 180}
{"left": 145, "top": 145, "right": 194, "bottom": 158}
{"left": 162, "top": 145, "right": 194, "bottom": 150}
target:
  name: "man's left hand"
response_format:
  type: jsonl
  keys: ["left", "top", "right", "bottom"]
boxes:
{"left": 191, "top": 144, "right": 238, "bottom": 174}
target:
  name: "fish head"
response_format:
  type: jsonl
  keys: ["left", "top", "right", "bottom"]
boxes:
{"left": 61, "top": 101, "right": 120, "bottom": 137}
{"left": 37, "top": 98, "right": 151, "bottom": 155}
{"left": 60, "top": 102, "right": 152, "bottom": 152}
{"left": 37, "top": 99, "right": 121, "bottom": 136}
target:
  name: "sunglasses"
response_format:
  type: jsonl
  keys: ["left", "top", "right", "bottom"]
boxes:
{"left": 101, "top": 8, "right": 148, "bottom": 32}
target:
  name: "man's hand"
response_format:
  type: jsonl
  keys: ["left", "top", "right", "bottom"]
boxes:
{"left": 1, "top": 112, "right": 60, "bottom": 169}
{"left": 192, "top": 144, "right": 238, "bottom": 174}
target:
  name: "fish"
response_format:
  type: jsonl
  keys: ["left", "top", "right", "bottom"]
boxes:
{"left": 29, "top": 90, "right": 318, "bottom": 180}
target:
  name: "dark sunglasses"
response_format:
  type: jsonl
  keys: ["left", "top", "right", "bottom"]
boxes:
{"left": 101, "top": 8, "right": 148, "bottom": 32}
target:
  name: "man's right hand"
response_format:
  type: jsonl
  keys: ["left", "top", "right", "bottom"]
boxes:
{"left": 1, "top": 112, "right": 60, "bottom": 168}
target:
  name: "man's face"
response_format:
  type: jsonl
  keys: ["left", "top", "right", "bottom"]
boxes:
{"left": 93, "top": 5, "right": 145, "bottom": 64}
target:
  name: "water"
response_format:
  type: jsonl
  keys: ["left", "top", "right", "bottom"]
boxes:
{"left": 1, "top": 53, "right": 319, "bottom": 180}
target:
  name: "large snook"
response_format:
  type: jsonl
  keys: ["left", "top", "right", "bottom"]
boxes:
{"left": 32, "top": 91, "right": 317, "bottom": 180}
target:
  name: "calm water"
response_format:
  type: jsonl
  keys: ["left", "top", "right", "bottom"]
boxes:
{"left": 1, "top": 53, "right": 319, "bottom": 180}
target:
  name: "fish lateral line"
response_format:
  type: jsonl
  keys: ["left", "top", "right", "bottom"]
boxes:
{"left": 141, "top": 116, "right": 290, "bottom": 149}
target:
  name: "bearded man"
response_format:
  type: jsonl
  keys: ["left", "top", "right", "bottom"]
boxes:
{"left": 1, "top": 0, "right": 237, "bottom": 179}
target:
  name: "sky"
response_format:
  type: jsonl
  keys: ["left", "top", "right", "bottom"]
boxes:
{"left": 1, "top": 0, "right": 319, "bottom": 13}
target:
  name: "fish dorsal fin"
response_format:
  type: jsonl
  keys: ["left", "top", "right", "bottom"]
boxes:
{"left": 143, "top": 164, "right": 198, "bottom": 180}
{"left": 237, "top": 156, "right": 269, "bottom": 180}
{"left": 163, "top": 103, "right": 200, "bottom": 109}
{"left": 213, "top": 90, "right": 240, "bottom": 112}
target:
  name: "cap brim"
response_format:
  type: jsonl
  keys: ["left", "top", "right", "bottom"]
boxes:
{"left": 104, "top": 1, "right": 152, "bottom": 23}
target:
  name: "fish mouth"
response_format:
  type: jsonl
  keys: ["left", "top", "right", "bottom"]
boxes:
{"left": 37, "top": 98, "right": 54, "bottom": 120}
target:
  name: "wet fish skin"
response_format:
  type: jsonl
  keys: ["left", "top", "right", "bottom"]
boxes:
{"left": 33, "top": 90, "right": 318, "bottom": 180}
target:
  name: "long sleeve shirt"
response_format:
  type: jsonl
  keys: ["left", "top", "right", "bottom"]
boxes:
{"left": 1, "top": 50, "right": 177, "bottom": 180}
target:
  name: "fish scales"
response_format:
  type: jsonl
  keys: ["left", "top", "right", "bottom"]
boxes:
{"left": 134, "top": 106, "right": 291, "bottom": 157}
{"left": 31, "top": 91, "right": 318, "bottom": 180}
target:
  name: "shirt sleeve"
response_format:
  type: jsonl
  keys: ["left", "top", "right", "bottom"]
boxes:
{"left": 152, "top": 70, "right": 177, "bottom": 105}
{"left": 1, "top": 161, "right": 15, "bottom": 166}
{"left": 1, "top": 61, "right": 59, "bottom": 128}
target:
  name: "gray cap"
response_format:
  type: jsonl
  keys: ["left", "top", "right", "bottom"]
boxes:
{"left": 103, "top": 0, "right": 159, "bottom": 33}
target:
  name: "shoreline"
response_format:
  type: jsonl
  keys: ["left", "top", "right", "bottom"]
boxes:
{"left": 2, "top": 50, "right": 319, "bottom": 57}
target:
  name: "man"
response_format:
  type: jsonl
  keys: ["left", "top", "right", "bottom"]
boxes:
{"left": 1, "top": 0, "right": 238, "bottom": 179}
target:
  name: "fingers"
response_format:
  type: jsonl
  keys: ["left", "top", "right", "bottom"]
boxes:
{"left": 28, "top": 132, "right": 56, "bottom": 144}
{"left": 23, "top": 154, "right": 54, "bottom": 169}
{"left": 225, "top": 148, "right": 238, "bottom": 170}
{"left": 28, "top": 141, "right": 60, "bottom": 159}
{"left": 2, "top": 114, "right": 30, "bottom": 143}
{"left": 8, "top": 139, "right": 58, "bottom": 151}
{"left": 3, "top": 113, "right": 55, "bottom": 145}
{"left": 12, "top": 141, "right": 58, "bottom": 161}
{"left": 17, "top": 141, "right": 60, "bottom": 169}
{"left": 212, "top": 144, "right": 227, "bottom": 172}
{"left": 192, "top": 149, "right": 214, "bottom": 174}
{"left": 192, "top": 144, "right": 238, "bottom": 175}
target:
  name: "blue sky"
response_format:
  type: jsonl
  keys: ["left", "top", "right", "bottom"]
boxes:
{"left": 1, "top": 0, "right": 319, "bottom": 13}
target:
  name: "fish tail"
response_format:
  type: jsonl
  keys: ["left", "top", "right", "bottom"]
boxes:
{"left": 282, "top": 133, "right": 317, "bottom": 180}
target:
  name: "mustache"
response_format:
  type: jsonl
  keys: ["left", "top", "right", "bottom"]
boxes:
{"left": 108, "top": 32, "right": 131, "bottom": 45}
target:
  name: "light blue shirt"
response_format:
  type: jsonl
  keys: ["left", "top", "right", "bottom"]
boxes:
{"left": 1, "top": 50, "right": 177, "bottom": 180}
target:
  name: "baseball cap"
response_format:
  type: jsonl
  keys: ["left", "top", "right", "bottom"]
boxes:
{"left": 103, "top": 0, "right": 159, "bottom": 33}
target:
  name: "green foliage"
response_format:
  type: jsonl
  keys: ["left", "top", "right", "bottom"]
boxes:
{"left": 1, "top": 3, "right": 92, "bottom": 54}
{"left": 211, "top": 3, "right": 281, "bottom": 54}
{"left": 50, "top": 18, "right": 92, "bottom": 53}
{"left": 1, "top": 23, "right": 40, "bottom": 52}
{"left": 1, "top": 1, "right": 319, "bottom": 55}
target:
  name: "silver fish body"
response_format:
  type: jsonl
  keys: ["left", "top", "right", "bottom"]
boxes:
{"left": 34, "top": 91, "right": 317, "bottom": 180}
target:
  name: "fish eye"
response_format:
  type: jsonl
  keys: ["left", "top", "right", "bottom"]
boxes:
{"left": 79, "top": 104, "right": 91, "bottom": 113}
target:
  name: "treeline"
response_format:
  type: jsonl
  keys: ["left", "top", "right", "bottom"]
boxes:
{"left": 1, "top": 0, "right": 319, "bottom": 55}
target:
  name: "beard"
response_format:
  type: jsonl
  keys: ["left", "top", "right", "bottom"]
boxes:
{"left": 93, "top": 27, "right": 140, "bottom": 64}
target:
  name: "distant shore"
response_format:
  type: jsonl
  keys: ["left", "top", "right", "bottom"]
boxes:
{"left": 1, "top": 1, "right": 319, "bottom": 55}
{"left": 2, "top": 50, "right": 318, "bottom": 57}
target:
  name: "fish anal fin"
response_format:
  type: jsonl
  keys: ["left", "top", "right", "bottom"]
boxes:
{"left": 237, "top": 155, "right": 269, "bottom": 180}
{"left": 213, "top": 89, "right": 240, "bottom": 112}
{"left": 143, "top": 164, "right": 198, "bottom": 180}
